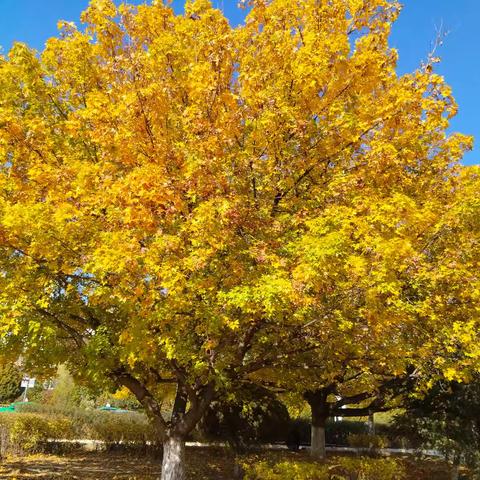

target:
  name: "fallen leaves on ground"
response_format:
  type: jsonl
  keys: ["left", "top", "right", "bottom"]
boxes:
{"left": 0, "top": 448, "right": 456, "bottom": 480}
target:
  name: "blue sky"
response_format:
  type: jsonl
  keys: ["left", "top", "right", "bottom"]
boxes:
{"left": 0, "top": 1, "right": 478, "bottom": 164}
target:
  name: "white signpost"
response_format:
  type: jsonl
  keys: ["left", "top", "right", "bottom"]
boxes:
{"left": 20, "top": 377, "right": 35, "bottom": 402}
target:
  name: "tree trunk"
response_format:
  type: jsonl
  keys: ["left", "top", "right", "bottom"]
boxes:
{"left": 305, "top": 388, "right": 331, "bottom": 460}
{"left": 161, "top": 436, "right": 186, "bottom": 480}
{"left": 450, "top": 464, "right": 459, "bottom": 480}
{"left": 367, "top": 411, "right": 375, "bottom": 435}
{"left": 450, "top": 454, "right": 460, "bottom": 480}
{"left": 310, "top": 419, "right": 326, "bottom": 459}
{"left": 113, "top": 372, "right": 215, "bottom": 480}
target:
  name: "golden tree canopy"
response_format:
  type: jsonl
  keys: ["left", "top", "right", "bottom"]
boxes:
{"left": 0, "top": 0, "right": 477, "bottom": 446}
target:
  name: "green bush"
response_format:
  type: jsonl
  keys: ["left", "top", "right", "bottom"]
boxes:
{"left": 243, "top": 457, "right": 405, "bottom": 480}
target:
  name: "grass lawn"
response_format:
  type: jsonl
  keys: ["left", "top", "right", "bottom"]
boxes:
{"left": 0, "top": 448, "right": 456, "bottom": 479}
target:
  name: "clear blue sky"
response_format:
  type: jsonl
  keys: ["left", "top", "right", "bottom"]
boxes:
{"left": 0, "top": 0, "right": 478, "bottom": 164}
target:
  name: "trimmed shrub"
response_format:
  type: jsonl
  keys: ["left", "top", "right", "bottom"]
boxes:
{"left": 0, "top": 412, "right": 75, "bottom": 454}
{"left": 15, "top": 401, "right": 96, "bottom": 439}
{"left": 0, "top": 408, "right": 157, "bottom": 454}
{"left": 87, "top": 411, "right": 156, "bottom": 447}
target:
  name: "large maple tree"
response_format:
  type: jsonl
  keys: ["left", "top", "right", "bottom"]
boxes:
{"left": 0, "top": 1, "right": 477, "bottom": 479}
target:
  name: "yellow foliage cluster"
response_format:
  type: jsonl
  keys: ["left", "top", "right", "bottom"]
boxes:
{"left": 243, "top": 457, "right": 405, "bottom": 480}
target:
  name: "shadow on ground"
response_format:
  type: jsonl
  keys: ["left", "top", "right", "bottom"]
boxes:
{"left": 0, "top": 448, "right": 241, "bottom": 480}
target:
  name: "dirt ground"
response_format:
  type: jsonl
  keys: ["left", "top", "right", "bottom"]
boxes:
{"left": 0, "top": 448, "right": 455, "bottom": 480}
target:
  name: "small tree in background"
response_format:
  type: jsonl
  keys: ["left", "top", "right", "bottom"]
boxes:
{"left": 0, "top": 363, "right": 22, "bottom": 403}
{"left": 394, "top": 376, "right": 480, "bottom": 480}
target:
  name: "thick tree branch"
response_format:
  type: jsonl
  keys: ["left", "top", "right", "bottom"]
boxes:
{"left": 112, "top": 368, "right": 168, "bottom": 438}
